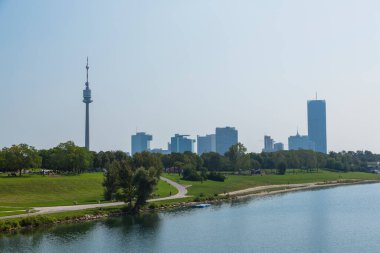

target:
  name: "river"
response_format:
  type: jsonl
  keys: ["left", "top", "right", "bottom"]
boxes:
{"left": 1, "top": 183, "right": 380, "bottom": 253}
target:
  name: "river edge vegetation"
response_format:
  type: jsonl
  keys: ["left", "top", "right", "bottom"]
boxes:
{"left": 1, "top": 141, "right": 380, "bottom": 232}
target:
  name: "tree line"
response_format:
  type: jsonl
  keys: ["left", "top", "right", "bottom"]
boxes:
{"left": 1, "top": 142, "right": 379, "bottom": 176}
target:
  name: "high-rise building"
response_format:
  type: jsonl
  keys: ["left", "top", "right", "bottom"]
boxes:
{"left": 274, "top": 142, "right": 284, "bottom": 151}
{"left": 307, "top": 99, "right": 327, "bottom": 153}
{"left": 197, "top": 134, "right": 216, "bottom": 154}
{"left": 288, "top": 131, "right": 315, "bottom": 151}
{"left": 216, "top": 127, "right": 238, "bottom": 155}
{"left": 170, "top": 134, "right": 195, "bottom": 153}
{"left": 263, "top": 135, "right": 274, "bottom": 152}
{"left": 149, "top": 148, "right": 171, "bottom": 155}
{"left": 83, "top": 57, "right": 93, "bottom": 150}
{"left": 131, "top": 132, "right": 152, "bottom": 155}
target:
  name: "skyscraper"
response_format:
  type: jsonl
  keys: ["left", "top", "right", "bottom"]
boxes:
{"left": 273, "top": 142, "right": 284, "bottom": 151}
{"left": 263, "top": 135, "right": 274, "bottom": 152}
{"left": 83, "top": 57, "right": 93, "bottom": 150}
{"left": 216, "top": 127, "right": 238, "bottom": 155}
{"left": 170, "top": 134, "right": 195, "bottom": 153}
{"left": 197, "top": 134, "right": 216, "bottom": 155}
{"left": 131, "top": 132, "right": 153, "bottom": 155}
{"left": 288, "top": 131, "right": 315, "bottom": 151}
{"left": 307, "top": 99, "right": 327, "bottom": 153}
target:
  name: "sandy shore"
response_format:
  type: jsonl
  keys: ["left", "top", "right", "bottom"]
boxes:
{"left": 219, "top": 180, "right": 380, "bottom": 200}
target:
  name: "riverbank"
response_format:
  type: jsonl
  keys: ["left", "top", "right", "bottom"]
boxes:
{"left": 1, "top": 178, "right": 378, "bottom": 234}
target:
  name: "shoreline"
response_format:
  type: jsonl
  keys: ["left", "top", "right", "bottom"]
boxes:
{"left": 1, "top": 179, "right": 379, "bottom": 233}
{"left": 220, "top": 179, "right": 380, "bottom": 200}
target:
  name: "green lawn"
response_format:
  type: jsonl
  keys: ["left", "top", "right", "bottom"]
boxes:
{"left": 153, "top": 180, "right": 178, "bottom": 198}
{"left": 0, "top": 173, "right": 176, "bottom": 208}
{"left": 0, "top": 207, "right": 28, "bottom": 217}
{"left": 164, "top": 170, "right": 380, "bottom": 197}
{"left": 0, "top": 173, "right": 104, "bottom": 207}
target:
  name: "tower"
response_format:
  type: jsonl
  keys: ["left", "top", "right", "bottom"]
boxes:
{"left": 307, "top": 99, "right": 327, "bottom": 153}
{"left": 83, "top": 57, "right": 93, "bottom": 150}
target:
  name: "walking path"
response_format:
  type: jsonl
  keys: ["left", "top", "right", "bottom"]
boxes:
{"left": 0, "top": 176, "right": 188, "bottom": 220}
{"left": 219, "top": 180, "right": 379, "bottom": 198}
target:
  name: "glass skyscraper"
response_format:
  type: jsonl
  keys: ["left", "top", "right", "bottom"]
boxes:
{"left": 307, "top": 99, "right": 327, "bottom": 154}
{"left": 170, "top": 134, "right": 195, "bottom": 153}
{"left": 131, "top": 132, "right": 152, "bottom": 155}
{"left": 197, "top": 134, "right": 216, "bottom": 155}
{"left": 216, "top": 127, "right": 238, "bottom": 155}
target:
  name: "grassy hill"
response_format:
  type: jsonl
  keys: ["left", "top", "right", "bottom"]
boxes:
{"left": 0, "top": 173, "right": 177, "bottom": 210}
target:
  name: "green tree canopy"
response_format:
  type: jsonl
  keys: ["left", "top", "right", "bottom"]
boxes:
{"left": 2, "top": 144, "right": 41, "bottom": 176}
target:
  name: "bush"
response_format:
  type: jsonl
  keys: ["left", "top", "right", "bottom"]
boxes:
{"left": 182, "top": 167, "right": 203, "bottom": 181}
{"left": 277, "top": 162, "right": 287, "bottom": 175}
{"left": 193, "top": 196, "right": 201, "bottom": 202}
{"left": 0, "top": 220, "right": 18, "bottom": 232}
{"left": 19, "top": 215, "right": 56, "bottom": 227}
{"left": 148, "top": 203, "right": 157, "bottom": 210}
{"left": 207, "top": 172, "right": 226, "bottom": 182}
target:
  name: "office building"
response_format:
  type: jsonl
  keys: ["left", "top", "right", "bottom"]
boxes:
{"left": 131, "top": 132, "right": 152, "bottom": 155}
{"left": 216, "top": 127, "right": 238, "bottom": 155}
{"left": 263, "top": 135, "right": 274, "bottom": 152}
{"left": 288, "top": 131, "right": 315, "bottom": 151}
{"left": 197, "top": 134, "right": 216, "bottom": 154}
{"left": 274, "top": 142, "right": 284, "bottom": 151}
{"left": 307, "top": 99, "right": 327, "bottom": 153}
{"left": 150, "top": 148, "right": 171, "bottom": 155}
{"left": 170, "top": 134, "right": 195, "bottom": 153}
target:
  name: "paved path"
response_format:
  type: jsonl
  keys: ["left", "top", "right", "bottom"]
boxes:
{"left": 155, "top": 176, "right": 188, "bottom": 201}
{"left": 0, "top": 176, "right": 188, "bottom": 220}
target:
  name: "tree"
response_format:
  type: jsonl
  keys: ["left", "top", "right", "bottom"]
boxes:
{"left": 0, "top": 150, "right": 5, "bottom": 172}
{"left": 201, "top": 152, "right": 223, "bottom": 171}
{"left": 50, "top": 141, "right": 92, "bottom": 173}
{"left": 2, "top": 144, "right": 41, "bottom": 176}
{"left": 225, "top": 143, "right": 247, "bottom": 171}
{"left": 103, "top": 154, "right": 162, "bottom": 212}
{"left": 277, "top": 161, "right": 287, "bottom": 175}
{"left": 132, "top": 167, "right": 158, "bottom": 210}
{"left": 103, "top": 161, "right": 122, "bottom": 200}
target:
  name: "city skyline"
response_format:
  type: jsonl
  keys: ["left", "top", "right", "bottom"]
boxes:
{"left": 1, "top": 1, "right": 380, "bottom": 153}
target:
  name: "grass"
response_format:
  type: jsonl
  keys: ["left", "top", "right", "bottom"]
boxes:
{"left": 0, "top": 173, "right": 177, "bottom": 208}
{"left": 0, "top": 207, "right": 28, "bottom": 217}
{"left": 163, "top": 170, "right": 380, "bottom": 197}
{"left": 153, "top": 180, "right": 178, "bottom": 198}
{"left": 0, "top": 173, "right": 104, "bottom": 207}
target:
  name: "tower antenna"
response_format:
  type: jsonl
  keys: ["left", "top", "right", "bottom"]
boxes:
{"left": 86, "top": 57, "right": 89, "bottom": 86}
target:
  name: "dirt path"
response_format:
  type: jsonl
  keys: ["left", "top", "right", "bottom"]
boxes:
{"left": 0, "top": 176, "right": 188, "bottom": 220}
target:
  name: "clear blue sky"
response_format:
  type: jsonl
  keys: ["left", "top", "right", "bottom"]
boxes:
{"left": 1, "top": 0, "right": 380, "bottom": 153}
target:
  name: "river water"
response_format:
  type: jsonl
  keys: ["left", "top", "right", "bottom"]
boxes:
{"left": 1, "top": 183, "right": 380, "bottom": 253}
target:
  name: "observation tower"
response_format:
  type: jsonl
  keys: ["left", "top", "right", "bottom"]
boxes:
{"left": 83, "top": 57, "right": 93, "bottom": 150}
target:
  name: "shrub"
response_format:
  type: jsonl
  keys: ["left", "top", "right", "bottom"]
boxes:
{"left": 148, "top": 203, "right": 157, "bottom": 210}
{"left": 182, "top": 167, "right": 203, "bottom": 181}
{"left": 193, "top": 196, "right": 201, "bottom": 202}
{"left": 19, "top": 215, "right": 56, "bottom": 227}
{"left": 207, "top": 172, "right": 226, "bottom": 182}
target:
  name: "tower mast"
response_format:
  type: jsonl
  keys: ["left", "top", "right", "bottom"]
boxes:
{"left": 83, "top": 57, "right": 93, "bottom": 150}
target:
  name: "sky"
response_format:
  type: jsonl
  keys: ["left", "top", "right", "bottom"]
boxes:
{"left": 1, "top": 0, "right": 380, "bottom": 153}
